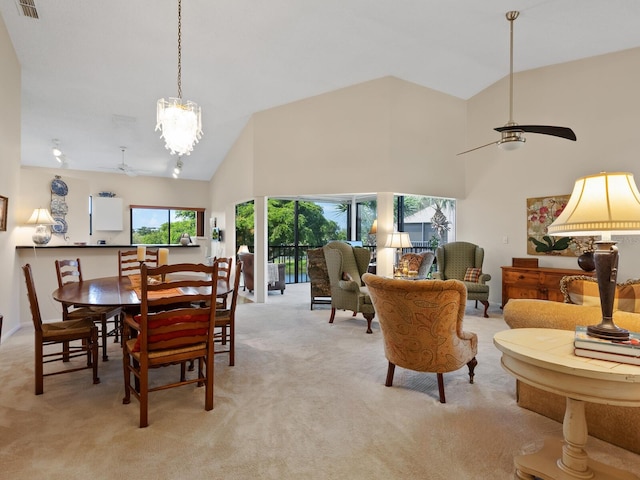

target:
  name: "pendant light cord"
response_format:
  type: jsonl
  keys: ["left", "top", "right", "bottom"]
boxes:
{"left": 177, "top": 0, "right": 182, "bottom": 99}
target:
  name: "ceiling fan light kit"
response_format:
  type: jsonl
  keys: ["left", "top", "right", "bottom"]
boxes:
{"left": 458, "top": 11, "right": 576, "bottom": 155}
{"left": 156, "top": 0, "right": 203, "bottom": 157}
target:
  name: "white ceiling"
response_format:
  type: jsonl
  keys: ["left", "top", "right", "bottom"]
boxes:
{"left": 3, "top": 0, "right": 640, "bottom": 180}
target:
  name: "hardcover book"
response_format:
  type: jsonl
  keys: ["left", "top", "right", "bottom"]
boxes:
{"left": 574, "top": 347, "right": 640, "bottom": 366}
{"left": 574, "top": 325, "right": 640, "bottom": 357}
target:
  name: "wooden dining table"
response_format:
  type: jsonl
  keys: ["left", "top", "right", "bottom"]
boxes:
{"left": 52, "top": 275, "right": 232, "bottom": 308}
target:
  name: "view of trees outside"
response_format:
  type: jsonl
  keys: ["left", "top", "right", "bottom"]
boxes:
{"left": 235, "top": 196, "right": 454, "bottom": 250}
{"left": 132, "top": 209, "right": 196, "bottom": 244}
{"left": 235, "top": 199, "right": 346, "bottom": 248}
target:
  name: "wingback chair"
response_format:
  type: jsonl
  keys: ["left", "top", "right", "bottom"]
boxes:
{"left": 323, "top": 241, "right": 376, "bottom": 333}
{"left": 432, "top": 241, "right": 491, "bottom": 317}
{"left": 362, "top": 274, "right": 478, "bottom": 403}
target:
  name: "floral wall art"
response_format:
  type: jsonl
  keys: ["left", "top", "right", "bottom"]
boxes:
{"left": 526, "top": 195, "right": 573, "bottom": 256}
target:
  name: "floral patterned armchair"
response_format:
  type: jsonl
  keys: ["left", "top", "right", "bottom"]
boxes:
{"left": 362, "top": 274, "right": 478, "bottom": 403}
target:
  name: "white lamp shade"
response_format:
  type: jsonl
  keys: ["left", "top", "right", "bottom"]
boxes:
{"left": 27, "top": 208, "right": 56, "bottom": 225}
{"left": 237, "top": 245, "right": 250, "bottom": 254}
{"left": 548, "top": 172, "right": 640, "bottom": 237}
{"left": 368, "top": 219, "right": 377, "bottom": 235}
{"left": 385, "top": 232, "right": 413, "bottom": 249}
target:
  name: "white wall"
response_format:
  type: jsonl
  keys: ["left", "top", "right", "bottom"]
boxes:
{"left": 461, "top": 47, "right": 640, "bottom": 303}
{"left": 18, "top": 166, "right": 211, "bottom": 247}
{"left": 0, "top": 13, "right": 21, "bottom": 341}
{"left": 211, "top": 48, "right": 640, "bottom": 306}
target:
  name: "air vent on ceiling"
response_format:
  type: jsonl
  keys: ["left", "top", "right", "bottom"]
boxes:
{"left": 15, "top": 0, "right": 39, "bottom": 19}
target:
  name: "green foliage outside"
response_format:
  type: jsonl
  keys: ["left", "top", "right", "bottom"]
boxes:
{"left": 132, "top": 210, "right": 196, "bottom": 244}
{"left": 235, "top": 199, "right": 344, "bottom": 248}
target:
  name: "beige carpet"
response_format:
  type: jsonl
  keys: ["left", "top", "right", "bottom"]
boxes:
{"left": 1, "top": 283, "right": 638, "bottom": 479}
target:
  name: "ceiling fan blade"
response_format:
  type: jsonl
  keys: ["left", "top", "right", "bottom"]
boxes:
{"left": 495, "top": 125, "right": 576, "bottom": 141}
{"left": 457, "top": 140, "right": 500, "bottom": 156}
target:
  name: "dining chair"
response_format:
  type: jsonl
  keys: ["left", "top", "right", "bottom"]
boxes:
{"left": 214, "top": 260, "right": 242, "bottom": 366}
{"left": 23, "top": 264, "right": 100, "bottom": 395}
{"left": 122, "top": 262, "right": 219, "bottom": 428}
{"left": 212, "top": 256, "right": 233, "bottom": 308}
{"left": 118, "top": 248, "right": 159, "bottom": 277}
{"left": 55, "top": 258, "right": 122, "bottom": 361}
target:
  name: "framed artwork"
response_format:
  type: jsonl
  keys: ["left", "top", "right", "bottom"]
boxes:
{"left": 0, "top": 195, "right": 7, "bottom": 231}
{"left": 526, "top": 195, "right": 574, "bottom": 256}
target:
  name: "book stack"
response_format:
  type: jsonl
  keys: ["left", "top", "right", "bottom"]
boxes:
{"left": 574, "top": 325, "right": 640, "bottom": 365}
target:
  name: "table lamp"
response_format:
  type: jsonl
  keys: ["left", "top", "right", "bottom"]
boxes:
{"left": 237, "top": 245, "right": 250, "bottom": 255}
{"left": 548, "top": 172, "right": 640, "bottom": 341}
{"left": 385, "top": 231, "right": 412, "bottom": 273}
{"left": 27, "top": 208, "right": 57, "bottom": 245}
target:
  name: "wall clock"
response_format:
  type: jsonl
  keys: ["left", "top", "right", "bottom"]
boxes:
{"left": 51, "top": 177, "right": 68, "bottom": 196}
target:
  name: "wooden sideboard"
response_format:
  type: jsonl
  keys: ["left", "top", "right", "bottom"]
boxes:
{"left": 501, "top": 265, "right": 595, "bottom": 308}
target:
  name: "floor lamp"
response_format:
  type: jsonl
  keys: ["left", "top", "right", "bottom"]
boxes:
{"left": 548, "top": 172, "right": 640, "bottom": 341}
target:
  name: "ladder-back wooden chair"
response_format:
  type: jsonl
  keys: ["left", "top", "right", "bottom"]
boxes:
{"left": 55, "top": 258, "right": 122, "bottom": 360}
{"left": 122, "top": 262, "right": 218, "bottom": 428}
{"left": 214, "top": 260, "right": 242, "bottom": 366}
{"left": 23, "top": 263, "right": 100, "bottom": 394}
{"left": 118, "top": 248, "right": 158, "bottom": 277}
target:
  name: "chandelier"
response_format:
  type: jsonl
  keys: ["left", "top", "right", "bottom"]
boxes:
{"left": 156, "top": 0, "right": 202, "bottom": 156}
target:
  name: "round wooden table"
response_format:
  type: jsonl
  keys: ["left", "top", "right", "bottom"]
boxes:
{"left": 52, "top": 275, "right": 231, "bottom": 308}
{"left": 494, "top": 328, "right": 640, "bottom": 480}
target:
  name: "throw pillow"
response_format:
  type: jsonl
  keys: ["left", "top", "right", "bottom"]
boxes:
{"left": 463, "top": 267, "right": 482, "bottom": 283}
{"left": 560, "top": 276, "right": 602, "bottom": 307}
{"left": 616, "top": 279, "right": 640, "bottom": 313}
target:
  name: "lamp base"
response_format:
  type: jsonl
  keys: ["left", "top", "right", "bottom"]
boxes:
{"left": 32, "top": 225, "right": 51, "bottom": 245}
{"left": 587, "top": 323, "right": 630, "bottom": 341}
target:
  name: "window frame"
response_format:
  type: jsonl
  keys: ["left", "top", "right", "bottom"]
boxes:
{"left": 130, "top": 205, "right": 205, "bottom": 245}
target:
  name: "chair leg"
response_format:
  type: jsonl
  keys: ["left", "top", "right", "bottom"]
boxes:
{"left": 35, "top": 338, "right": 44, "bottom": 395}
{"left": 467, "top": 357, "right": 478, "bottom": 384}
{"left": 480, "top": 300, "right": 489, "bottom": 318}
{"left": 329, "top": 307, "right": 336, "bottom": 324}
{"left": 437, "top": 373, "right": 446, "bottom": 403}
{"left": 139, "top": 363, "right": 149, "bottom": 428}
{"left": 122, "top": 349, "right": 131, "bottom": 405}
{"left": 363, "top": 313, "right": 374, "bottom": 334}
{"left": 90, "top": 328, "right": 100, "bottom": 385}
{"left": 385, "top": 362, "right": 395, "bottom": 387}
{"left": 100, "top": 316, "right": 109, "bottom": 361}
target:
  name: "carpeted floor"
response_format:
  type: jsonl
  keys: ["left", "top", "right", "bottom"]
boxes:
{"left": 1, "top": 283, "right": 638, "bottom": 479}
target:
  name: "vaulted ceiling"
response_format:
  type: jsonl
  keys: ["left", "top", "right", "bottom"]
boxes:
{"left": 2, "top": 0, "right": 640, "bottom": 180}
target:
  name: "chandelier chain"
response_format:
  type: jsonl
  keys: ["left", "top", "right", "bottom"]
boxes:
{"left": 177, "top": 0, "right": 182, "bottom": 99}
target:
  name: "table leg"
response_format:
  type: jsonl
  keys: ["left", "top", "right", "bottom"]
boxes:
{"left": 513, "top": 397, "right": 638, "bottom": 480}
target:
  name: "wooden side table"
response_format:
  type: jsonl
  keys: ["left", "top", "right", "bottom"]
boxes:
{"left": 494, "top": 328, "right": 640, "bottom": 480}
{"left": 501, "top": 266, "right": 594, "bottom": 307}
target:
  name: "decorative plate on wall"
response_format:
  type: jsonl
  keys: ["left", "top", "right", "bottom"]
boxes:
{"left": 51, "top": 177, "right": 68, "bottom": 196}
{"left": 50, "top": 197, "right": 68, "bottom": 215}
{"left": 52, "top": 217, "right": 68, "bottom": 234}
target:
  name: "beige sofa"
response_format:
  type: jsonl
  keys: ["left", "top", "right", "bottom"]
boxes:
{"left": 503, "top": 276, "right": 640, "bottom": 454}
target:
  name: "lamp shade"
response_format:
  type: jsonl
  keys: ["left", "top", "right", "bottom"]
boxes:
{"left": 368, "top": 220, "right": 377, "bottom": 235}
{"left": 547, "top": 172, "right": 640, "bottom": 237}
{"left": 385, "top": 232, "right": 413, "bottom": 249}
{"left": 237, "top": 245, "right": 250, "bottom": 255}
{"left": 27, "top": 208, "right": 56, "bottom": 225}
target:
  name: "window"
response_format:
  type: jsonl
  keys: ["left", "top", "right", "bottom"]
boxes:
{"left": 130, "top": 205, "right": 205, "bottom": 245}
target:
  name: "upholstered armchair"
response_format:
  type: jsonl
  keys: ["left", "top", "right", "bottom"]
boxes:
{"left": 323, "top": 241, "right": 376, "bottom": 333}
{"left": 238, "top": 252, "right": 285, "bottom": 294}
{"left": 399, "top": 251, "right": 435, "bottom": 277}
{"left": 362, "top": 274, "right": 478, "bottom": 403}
{"left": 307, "top": 247, "right": 331, "bottom": 310}
{"left": 432, "top": 241, "right": 491, "bottom": 317}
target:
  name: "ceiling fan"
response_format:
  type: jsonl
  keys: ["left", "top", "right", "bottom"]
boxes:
{"left": 101, "top": 147, "right": 140, "bottom": 176}
{"left": 458, "top": 11, "right": 576, "bottom": 155}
